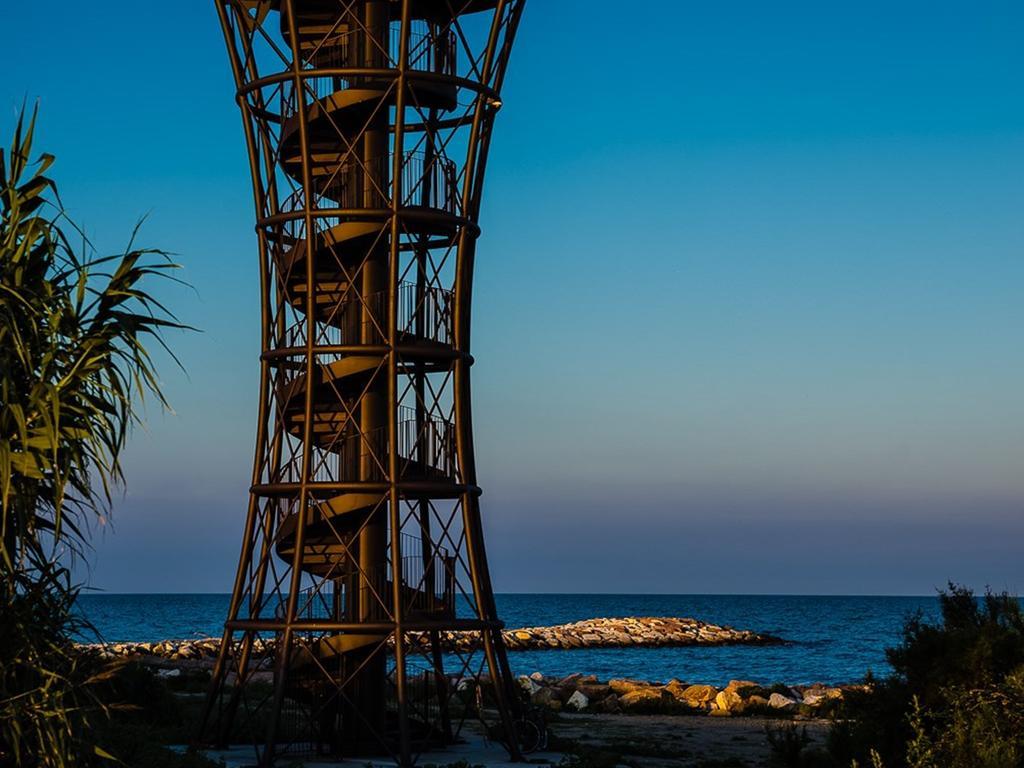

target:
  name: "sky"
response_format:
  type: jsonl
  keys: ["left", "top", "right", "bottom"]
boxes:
{"left": 2, "top": 1, "right": 1022, "bottom": 595}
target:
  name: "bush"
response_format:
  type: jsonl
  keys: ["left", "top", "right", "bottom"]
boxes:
{"left": 827, "top": 584, "right": 1024, "bottom": 768}
{"left": 766, "top": 723, "right": 834, "bottom": 768}
{"left": 902, "top": 673, "right": 1024, "bottom": 768}
{"left": 889, "top": 584, "right": 1024, "bottom": 707}
{"left": 766, "top": 585, "right": 1024, "bottom": 768}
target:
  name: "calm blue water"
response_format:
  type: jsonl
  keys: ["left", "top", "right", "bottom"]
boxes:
{"left": 77, "top": 593, "right": 942, "bottom": 686}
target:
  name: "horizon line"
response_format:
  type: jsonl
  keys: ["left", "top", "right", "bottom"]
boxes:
{"left": 76, "top": 590, "right": 968, "bottom": 599}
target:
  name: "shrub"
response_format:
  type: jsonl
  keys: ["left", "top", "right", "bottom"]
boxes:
{"left": 766, "top": 723, "right": 833, "bottom": 768}
{"left": 888, "top": 583, "right": 1024, "bottom": 708}
{"left": 827, "top": 584, "right": 1024, "bottom": 768}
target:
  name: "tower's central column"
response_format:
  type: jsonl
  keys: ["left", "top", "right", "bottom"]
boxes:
{"left": 354, "top": 0, "right": 389, "bottom": 743}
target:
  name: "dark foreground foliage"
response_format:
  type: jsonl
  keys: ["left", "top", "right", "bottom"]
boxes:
{"left": 768, "top": 583, "right": 1024, "bottom": 768}
{"left": 0, "top": 572, "right": 99, "bottom": 766}
{"left": 88, "top": 663, "right": 220, "bottom": 767}
{"left": 0, "top": 106, "right": 193, "bottom": 766}
{"left": 0, "top": 581, "right": 217, "bottom": 767}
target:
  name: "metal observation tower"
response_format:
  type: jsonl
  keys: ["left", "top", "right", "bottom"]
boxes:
{"left": 199, "top": 1, "right": 526, "bottom": 764}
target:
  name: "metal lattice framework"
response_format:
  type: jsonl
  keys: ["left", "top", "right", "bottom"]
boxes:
{"left": 198, "top": 1, "right": 525, "bottom": 764}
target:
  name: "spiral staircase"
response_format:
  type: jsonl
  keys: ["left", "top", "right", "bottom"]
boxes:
{"left": 268, "top": 7, "right": 469, "bottom": 744}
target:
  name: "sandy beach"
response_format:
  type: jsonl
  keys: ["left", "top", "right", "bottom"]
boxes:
{"left": 550, "top": 712, "right": 831, "bottom": 767}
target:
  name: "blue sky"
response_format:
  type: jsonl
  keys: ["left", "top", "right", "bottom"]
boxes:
{"left": 3, "top": 1, "right": 1022, "bottom": 594}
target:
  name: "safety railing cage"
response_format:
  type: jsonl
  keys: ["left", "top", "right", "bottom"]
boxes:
{"left": 290, "top": 539, "right": 457, "bottom": 622}
{"left": 278, "top": 149, "right": 459, "bottom": 217}
{"left": 277, "top": 406, "right": 457, "bottom": 484}
{"left": 280, "top": 280, "right": 454, "bottom": 349}
{"left": 292, "top": 24, "right": 460, "bottom": 78}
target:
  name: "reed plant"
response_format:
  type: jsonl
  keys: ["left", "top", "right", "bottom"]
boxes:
{"left": 0, "top": 105, "right": 186, "bottom": 766}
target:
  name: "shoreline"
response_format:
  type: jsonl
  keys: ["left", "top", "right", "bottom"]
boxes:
{"left": 72, "top": 615, "right": 859, "bottom": 718}
{"left": 518, "top": 671, "right": 861, "bottom": 717}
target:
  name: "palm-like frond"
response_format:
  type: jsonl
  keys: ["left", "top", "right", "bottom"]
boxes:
{"left": 0, "top": 106, "right": 188, "bottom": 573}
{"left": 0, "top": 105, "right": 190, "bottom": 766}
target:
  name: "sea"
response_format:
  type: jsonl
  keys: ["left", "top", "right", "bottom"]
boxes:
{"left": 76, "top": 593, "right": 947, "bottom": 686}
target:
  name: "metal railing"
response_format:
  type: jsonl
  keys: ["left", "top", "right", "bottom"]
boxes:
{"left": 284, "top": 26, "right": 458, "bottom": 120}
{"left": 278, "top": 407, "right": 456, "bottom": 484}
{"left": 281, "top": 289, "right": 387, "bottom": 349}
{"left": 399, "top": 280, "right": 454, "bottom": 346}
{"left": 281, "top": 280, "right": 453, "bottom": 349}
{"left": 399, "top": 151, "right": 459, "bottom": 214}
{"left": 397, "top": 404, "right": 456, "bottom": 480}
{"left": 291, "top": 539, "right": 455, "bottom": 621}
{"left": 278, "top": 150, "right": 458, "bottom": 216}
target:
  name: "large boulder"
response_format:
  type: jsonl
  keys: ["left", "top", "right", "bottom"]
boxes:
{"left": 200, "top": 639, "right": 219, "bottom": 655}
{"left": 517, "top": 675, "right": 542, "bottom": 695}
{"left": 663, "top": 679, "right": 690, "bottom": 701}
{"left": 595, "top": 693, "right": 621, "bottom": 713}
{"left": 555, "top": 673, "right": 584, "bottom": 699}
{"left": 531, "top": 687, "right": 562, "bottom": 711}
{"left": 557, "top": 673, "right": 583, "bottom": 688}
{"left": 726, "top": 679, "right": 760, "bottom": 691}
{"left": 769, "top": 692, "right": 798, "bottom": 711}
{"left": 577, "top": 683, "right": 612, "bottom": 699}
{"left": 680, "top": 684, "right": 718, "bottom": 709}
{"left": 802, "top": 686, "right": 827, "bottom": 706}
{"left": 609, "top": 678, "right": 652, "bottom": 695}
{"left": 619, "top": 687, "right": 671, "bottom": 710}
{"left": 565, "top": 690, "right": 589, "bottom": 712}
{"left": 714, "top": 688, "right": 745, "bottom": 714}
{"left": 726, "top": 679, "right": 769, "bottom": 698}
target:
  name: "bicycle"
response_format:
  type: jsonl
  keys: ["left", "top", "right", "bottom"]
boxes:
{"left": 474, "top": 685, "right": 548, "bottom": 755}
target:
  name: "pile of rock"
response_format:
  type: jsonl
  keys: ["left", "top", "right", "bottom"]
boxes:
{"left": 81, "top": 638, "right": 227, "bottom": 662}
{"left": 78, "top": 616, "right": 779, "bottom": 661}
{"left": 518, "top": 673, "right": 861, "bottom": 717}
{"left": 488, "top": 616, "right": 779, "bottom": 652}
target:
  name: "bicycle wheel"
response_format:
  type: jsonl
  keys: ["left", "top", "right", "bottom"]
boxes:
{"left": 517, "top": 717, "right": 543, "bottom": 754}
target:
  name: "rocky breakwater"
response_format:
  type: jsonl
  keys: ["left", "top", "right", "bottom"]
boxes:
{"left": 79, "top": 616, "right": 781, "bottom": 661}
{"left": 520, "top": 673, "right": 866, "bottom": 718}
{"left": 479, "top": 616, "right": 781, "bottom": 652}
{"left": 81, "top": 638, "right": 227, "bottom": 663}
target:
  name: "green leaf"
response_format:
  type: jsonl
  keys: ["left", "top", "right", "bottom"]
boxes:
{"left": 94, "top": 745, "right": 118, "bottom": 760}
